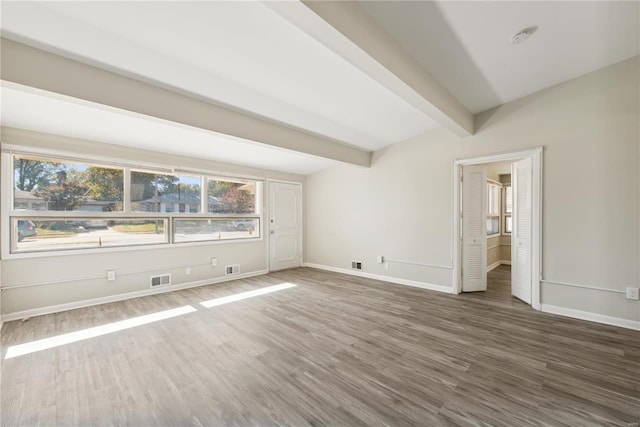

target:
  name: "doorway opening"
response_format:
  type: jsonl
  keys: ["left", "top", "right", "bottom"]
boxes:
{"left": 452, "top": 148, "right": 543, "bottom": 310}
{"left": 487, "top": 264, "right": 513, "bottom": 301}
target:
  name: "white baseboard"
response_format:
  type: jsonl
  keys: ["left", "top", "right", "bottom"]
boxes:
{"left": 487, "top": 261, "right": 502, "bottom": 272}
{"left": 541, "top": 304, "right": 640, "bottom": 331}
{"left": 488, "top": 260, "right": 511, "bottom": 272}
{"left": 303, "top": 263, "right": 453, "bottom": 294}
{"left": 2, "top": 270, "right": 268, "bottom": 323}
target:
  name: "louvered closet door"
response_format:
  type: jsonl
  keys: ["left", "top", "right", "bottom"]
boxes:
{"left": 462, "top": 165, "right": 487, "bottom": 292}
{"left": 512, "top": 158, "right": 532, "bottom": 303}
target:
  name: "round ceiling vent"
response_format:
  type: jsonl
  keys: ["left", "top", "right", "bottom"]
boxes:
{"left": 511, "top": 26, "right": 538, "bottom": 45}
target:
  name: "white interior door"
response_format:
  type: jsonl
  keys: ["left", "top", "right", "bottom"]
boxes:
{"left": 512, "top": 158, "right": 532, "bottom": 303}
{"left": 269, "top": 181, "right": 302, "bottom": 271}
{"left": 462, "top": 165, "right": 487, "bottom": 292}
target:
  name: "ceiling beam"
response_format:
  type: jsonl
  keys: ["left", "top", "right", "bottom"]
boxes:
{"left": 0, "top": 38, "right": 371, "bottom": 168}
{"left": 266, "top": 1, "right": 474, "bottom": 137}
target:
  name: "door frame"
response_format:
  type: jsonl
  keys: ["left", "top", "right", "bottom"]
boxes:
{"left": 452, "top": 147, "right": 543, "bottom": 310}
{"left": 266, "top": 179, "right": 303, "bottom": 272}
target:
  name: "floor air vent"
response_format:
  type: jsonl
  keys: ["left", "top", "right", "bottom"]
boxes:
{"left": 150, "top": 274, "right": 171, "bottom": 287}
{"left": 225, "top": 264, "right": 240, "bottom": 276}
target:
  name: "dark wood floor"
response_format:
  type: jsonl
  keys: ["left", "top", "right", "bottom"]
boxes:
{"left": 476, "top": 264, "right": 522, "bottom": 304}
{"left": 1, "top": 266, "right": 639, "bottom": 426}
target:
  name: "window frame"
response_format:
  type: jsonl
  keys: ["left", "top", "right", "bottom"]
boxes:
{"left": 487, "top": 180, "right": 501, "bottom": 237}
{"left": 2, "top": 148, "right": 264, "bottom": 258}
{"left": 502, "top": 185, "right": 512, "bottom": 235}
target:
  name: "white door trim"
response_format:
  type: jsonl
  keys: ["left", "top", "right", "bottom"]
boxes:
{"left": 452, "top": 147, "right": 543, "bottom": 310}
{"left": 267, "top": 180, "right": 303, "bottom": 272}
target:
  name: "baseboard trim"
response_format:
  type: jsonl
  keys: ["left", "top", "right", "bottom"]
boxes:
{"left": 541, "top": 304, "right": 640, "bottom": 331}
{"left": 2, "top": 270, "right": 269, "bottom": 323}
{"left": 488, "top": 260, "right": 512, "bottom": 272}
{"left": 303, "top": 263, "right": 452, "bottom": 294}
{"left": 487, "top": 261, "right": 502, "bottom": 272}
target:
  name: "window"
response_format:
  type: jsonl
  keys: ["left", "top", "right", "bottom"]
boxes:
{"left": 503, "top": 186, "right": 512, "bottom": 234}
{"left": 6, "top": 152, "right": 262, "bottom": 254}
{"left": 487, "top": 182, "right": 501, "bottom": 236}
{"left": 12, "top": 218, "right": 169, "bottom": 253}
{"left": 174, "top": 218, "right": 259, "bottom": 243}
{"left": 207, "top": 177, "right": 256, "bottom": 214}
{"left": 13, "top": 155, "right": 124, "bottom": 212}
{"left": 131, "top": 171, "right": 201, "bottom": 213}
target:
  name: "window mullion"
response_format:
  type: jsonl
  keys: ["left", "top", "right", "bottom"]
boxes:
{"left": 123, "top": 167, "right": 131, "bottom": 214}
{"left": 201, "top": 176, "right": 208, "bottom": 214}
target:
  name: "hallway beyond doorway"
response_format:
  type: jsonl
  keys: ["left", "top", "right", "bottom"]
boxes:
{"left": 461, "top": 264, "right": 529, "bottom": 309}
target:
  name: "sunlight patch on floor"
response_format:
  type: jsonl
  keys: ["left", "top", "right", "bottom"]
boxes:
{"left": 199, "top": 282, "right": 297, "bottom": 308}
{"left": 4, "top": 305, "right": 197, "bottom": 359}
{"left": 4, "top": 283, "right": 299, "bottom": 359}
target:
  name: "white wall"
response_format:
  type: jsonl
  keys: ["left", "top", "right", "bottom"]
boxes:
{"left": 306, "top": 56, "right": 640, "bottom": 324}
{"left": 487, "top": 235, "right": 501, "bottom": 268}
{"left": 0, "top": 151, "right": 3, "bottom": 329}
{"left": 0, "top": 128, "right": 305, "bottom": 318}
{"left": 306, "top": 128, "right": 457, "bottom": 289}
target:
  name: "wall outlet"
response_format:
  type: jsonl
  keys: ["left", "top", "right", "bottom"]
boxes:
{"left": 211, "top": 257, "right": 218, "bottom": 267}
{"left": 351, "top": 261, "right": 362, "bottom": 271}
{"left": 106, "top": 270, "right": 116, "bottom": 281}
{"left": 626, "top": 287, "right": 639, "bottom": 300}
{"left": 185, "top": 267, "right": 191, "bottom": 275}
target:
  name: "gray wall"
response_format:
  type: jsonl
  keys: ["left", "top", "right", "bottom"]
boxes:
{"left": 487, "top": 235, "right": 501, "bottom": 268}
{"left": 0, "top": 128, "right": 305, "bottom": 317}
{"left": 500, "top": 235, "right": 512, "bottom": 264}
{"left": 306, "top": 56, "right": 640, "bottom": 323}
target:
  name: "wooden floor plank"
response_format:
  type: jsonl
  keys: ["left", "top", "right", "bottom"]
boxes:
{"left": 1, "top": 265, "right": 639, "bottom": 426}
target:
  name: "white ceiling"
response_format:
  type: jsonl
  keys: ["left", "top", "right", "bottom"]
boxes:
{"left": 1, "top": 1, "right": 638, "bottom": 174}
{"left": 0, "top": 1, "right": 438, "bottom": 151}
{"left": 361, "top": 1, "right": 640, "bottom": 113}
{"left": 1, "top": 84, "right": 338, "bottom": 175}
{"left": 485, "top": 161, "right": 513, "bottom": 176}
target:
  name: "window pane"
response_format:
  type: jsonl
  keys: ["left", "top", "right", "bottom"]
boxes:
{"left": 487, "top": 183, "right": 501, "bottom": 216}
{"left": 505, "top": 186, "right": 512, "bottom": 214}
{"left": 13, "top": 156, "right": 123, "bottom": 212}
{"left": 207, "top": 177, "right": 257, "bottom": 214}
{"left": 505, "top": 215, "right": 512, "bottom": 233}
{"left": 487, "top": 216, "right": 499, "bottom": 236}
{"left": 12, "top": 218, "right": 168, "bottom": 253}
{"left": 174, "top": 218, "right": 259, "bottom": 243}
{"left": 131, "top": 172, "right": 200, "bottom": 213}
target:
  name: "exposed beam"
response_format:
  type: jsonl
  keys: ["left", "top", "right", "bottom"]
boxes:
{"left": 0, "top": 38, "right": 371, "bottom": 168}
{"left": 266, "top": 1, "right": 474, "bottom": 137}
